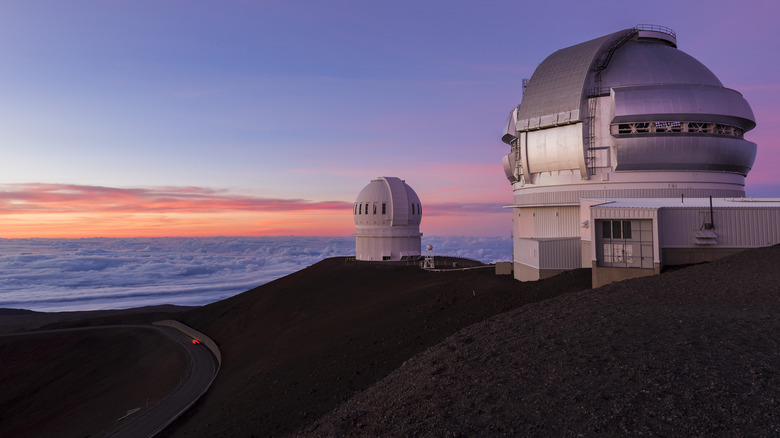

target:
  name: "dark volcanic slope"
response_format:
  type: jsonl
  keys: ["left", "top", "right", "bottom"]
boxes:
{"left": 163, "top": 258, "right": 591, "bottom": 437}
{"left": 0, "top": 328, "right": 187, "bottom": 438}
{"left": 302, "top": 246, "right": 780, "bottom": 437}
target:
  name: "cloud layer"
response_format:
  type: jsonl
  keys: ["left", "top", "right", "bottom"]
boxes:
{"left": 0, "top": 236, "right": 511, "bottom": 312}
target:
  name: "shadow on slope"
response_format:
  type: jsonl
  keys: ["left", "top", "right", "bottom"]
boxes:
{"left": 0, "top": 327, "right": 187, "bottom": 438}
{"left": 301, "top": 246, "right": 780, "bottom": 436}
{"left": 162, "top": 257, "right": 591, "bottom": 437}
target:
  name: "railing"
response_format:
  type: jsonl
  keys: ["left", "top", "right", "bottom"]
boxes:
{"left": 635, "top": 24, "right": 676, "bottom": 38}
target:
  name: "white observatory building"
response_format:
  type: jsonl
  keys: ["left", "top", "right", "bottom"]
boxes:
{"left": 353, "top": 177, "right": 423, "bottom": 261}
{"left": 501, "top": 25, "right": 780, "bottom": 287}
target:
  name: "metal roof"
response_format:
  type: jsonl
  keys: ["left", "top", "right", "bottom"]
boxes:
{"left": 600, "top": 42, "right": 722, "bottom": 89}
{"left": 515, "top": 30, "right": 628, "bottom": 128}
{"left": 512, "top": 25, "right": 753, "bottom": 134}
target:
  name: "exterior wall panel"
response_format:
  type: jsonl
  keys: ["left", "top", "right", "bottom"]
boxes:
{"left": 660, "top": 208, "right": 780, "bottom": 248}
{"left": 514, "top": 238, "right": 540, "bottom": 269}
{"left": 533, "top": 206, "right": 580, "bottom": 238}
{"left": 539, "top": 238, "right": 581, "bottom": 269}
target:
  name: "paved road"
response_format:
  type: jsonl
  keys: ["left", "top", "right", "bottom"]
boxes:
{"left": 1, "top": 324, "right": 218, "bottom": 438}
{"left": 110, "top": 324, "right": 217, "bottom": 438}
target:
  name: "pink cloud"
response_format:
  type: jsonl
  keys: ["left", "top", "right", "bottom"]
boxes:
{"left": 0, "top": 183, "right": 352, "bottom": 214}
{"left": 0, "top": 183, "right": 512, "bottom": 238}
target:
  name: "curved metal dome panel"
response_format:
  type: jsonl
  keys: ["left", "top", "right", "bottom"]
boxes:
{"left": 515, "top": 30, "right": 628, "bottom": 129}
{"left": 611, "top": 84, "right": 755, "bottom": 129}
{"left": 614, "top": 136, "right": 756, "bottom": 175}
{"left": 354, "top": 177, "right": 422, "bottom": 227}
{"left": 600, "top": 42, "right": 722, "bottom": 88}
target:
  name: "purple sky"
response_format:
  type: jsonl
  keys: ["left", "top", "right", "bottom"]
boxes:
{"left": 1, "top": 0, "right": 778, "bottom": 237}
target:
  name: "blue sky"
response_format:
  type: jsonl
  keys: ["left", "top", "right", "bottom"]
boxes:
{"left": 1, "top": 0, "right": 778, "bottom": 237}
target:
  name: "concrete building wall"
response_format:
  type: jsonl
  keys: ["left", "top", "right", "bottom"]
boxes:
{"left": 592, "top": 262, "right": 661, "bottom": 288}
{"left": 661, "top": 247, "right": 746, "bottom": 265}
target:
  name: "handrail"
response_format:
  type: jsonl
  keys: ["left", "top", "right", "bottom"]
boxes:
{"left": 635, "top": 24, "right": 676, "bottom": 38}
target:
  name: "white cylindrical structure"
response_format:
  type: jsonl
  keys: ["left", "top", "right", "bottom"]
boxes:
{"left": 353, "top": 177, "right": 422, "bottom": 261}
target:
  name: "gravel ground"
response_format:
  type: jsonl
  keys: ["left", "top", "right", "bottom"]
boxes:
{"left": 300, "top": 245, "right": 780, "bottom": 437}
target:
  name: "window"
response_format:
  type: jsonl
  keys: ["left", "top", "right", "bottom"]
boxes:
{"left": 418, "top": 203, "right": 422, "bottom": 215}
{"left": 382, "top": 203, "right": 387, "bottom": 214}
{"left": 635, "top": 122, "right": 651, "bottom": 133}
{"left": 359, "top": 204, "right": 362, "bottom": 215}
{"left": 597, "top": 219, "right": 652, "bottom": 269}
{"left": 373, "top": 204, "right": 377, "bottom": 214}
{"left": 604, "top": 220, "right": 631, "bottom": 239}
{"left": 687, "top": 122, "right": 712, "bottom": 134}
{"left": 654, "top": 121, "right": 681, "bottom": 132}
{"left": 411, "top": 203, "right": 415, "bottom": 215}
{"left": 716, "top": 124, "right": 734, "bottom": 136}
{"left": 354, "top": 204, "right": 357, "bottom": 215}
{"left": 613, "top": 121, "right": 743, "bottom": 138}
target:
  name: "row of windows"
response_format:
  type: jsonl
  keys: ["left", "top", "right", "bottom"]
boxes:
{"left": 602, "top": 220, "right": 632, "bottom": 240}
{"left": 612, "top": 121, "right": 745, "bottom": 138}
{"left": 353, "top": 202, "right": 422, "bottom": 216}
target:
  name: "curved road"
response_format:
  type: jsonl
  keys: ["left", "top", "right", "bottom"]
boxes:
{"left": 110, "top": 324, "right": 217, "bottom": 437}
{"left": 1, "top": 324, "right": 218, "bottom": 438}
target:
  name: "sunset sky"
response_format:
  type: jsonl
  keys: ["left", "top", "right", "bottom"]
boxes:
{"left": 2, "top": 0, "right": 778, "bottom": 238}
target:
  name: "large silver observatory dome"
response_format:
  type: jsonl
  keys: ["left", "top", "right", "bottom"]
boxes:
{"left": 502, "top": 25, "right": 756, "bottom": 188}
{"left": 501, "top": 25, "right": 763, "bottom": 284}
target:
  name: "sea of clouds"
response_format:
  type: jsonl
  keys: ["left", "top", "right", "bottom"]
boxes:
{"left": 0, "top": 236, "right": 511, "bottom": 312}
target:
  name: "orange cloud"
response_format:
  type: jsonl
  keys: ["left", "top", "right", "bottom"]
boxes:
{"left": 0, "top": 184, "right": 354, "bottom": 238}
{"left": 0, "top": 183, "right": 511, "bottom": 238}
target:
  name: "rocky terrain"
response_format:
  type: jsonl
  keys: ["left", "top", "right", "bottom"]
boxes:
{"left": 3, "top": 246, "right": 780, "bottom": 437}
{"left": 301, "top": 246, "right": 780, "bottom": 436}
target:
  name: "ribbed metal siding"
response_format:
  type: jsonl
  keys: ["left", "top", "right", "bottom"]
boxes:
{"left": 514, "top": 237, "right": 581, "bottom": 270}
{"left": 659, "top": 207, "right": 780, "bottom": 247}
{"left": 514, "top": 208, "right": 536, "bottom": 238}
{"left": 539, "top": 237, "right": 582, "bottom": 269}
{"left": 516, "top": 32, "right": 620, "bottom": 128}
{"left": 532, "top": 206, "right": 580, "bottom": 237}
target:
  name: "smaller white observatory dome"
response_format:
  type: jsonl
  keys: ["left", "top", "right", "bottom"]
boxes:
{"left": 353, "top": 177, "right": 423, "bottom": 261}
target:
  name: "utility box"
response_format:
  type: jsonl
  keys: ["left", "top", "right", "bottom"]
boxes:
{"left": 495, "top": 262, "right": 513, "bottom": 275}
